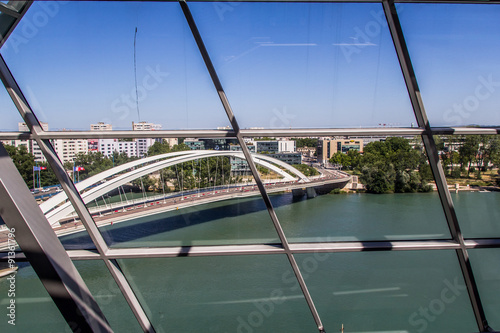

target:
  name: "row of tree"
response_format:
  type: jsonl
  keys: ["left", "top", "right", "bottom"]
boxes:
{"left": 330, "top": 137, "right": 432, "bottom": 194}
{"left": 436, "top": 135, "right": 500, "bottom": 179}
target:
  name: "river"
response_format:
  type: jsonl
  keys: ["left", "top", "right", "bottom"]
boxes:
{"left": 1, "top": 191, "right": 498, "bottom": 332}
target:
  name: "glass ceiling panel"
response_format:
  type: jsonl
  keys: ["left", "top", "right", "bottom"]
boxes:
{"left": 260, "top": 135, "right": 451, "bottom": 242}
{"left": 0, "top": 1, "right": 231, "bottom": 131}
{"left": 73, "top": 259, "right": 143, "bottom": 333}
{"left": 0, "top": 262, "right": 70, "bottom": 332}
{"left": 118, "top": 255, "right": 317, "bottom": 332}
{"left": 190, "top": 2, "right": 416, "bottom": 129}
{"left": 398, "top": 4, "right": 500, "bottom": 127}
{"left": 468, "top": 248, "right": 500, "bottom": 328}
{"left": 44, "top": 138, "right": 281, "bottom": 247}
{"left": 0, "top": 81, "right": 23, "bottom": 132}
{"left": 296, "top": 250, "right": 477, "bottom": 333}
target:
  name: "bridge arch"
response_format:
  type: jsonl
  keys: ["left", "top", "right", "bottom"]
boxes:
{"left": 44, "top": 150, "right": 310, "bottom": 225}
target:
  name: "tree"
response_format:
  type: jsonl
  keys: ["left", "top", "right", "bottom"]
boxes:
{"left": 147, "top": 141, "right": 170, "bottom": 156}
{"left": 459, "top": 136, "right": 480, "bottom": 177}
{"left": 355, "top": 137, "right": 431, "bottom": 193}
{"left": 292, "top": 138, "right": 317, "bottom": 148}
{"left": 291, "top": 164, "right": 319, "bottom": 177}
{"left": 360, "top": 164, "right": 395, "bottom": 194}
{"left": 4, "top": 145, "right": 35, "bottom": 188}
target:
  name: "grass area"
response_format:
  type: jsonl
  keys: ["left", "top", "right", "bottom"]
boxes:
{"left": 444, "top": 169, "right": 499, "bottom": 187}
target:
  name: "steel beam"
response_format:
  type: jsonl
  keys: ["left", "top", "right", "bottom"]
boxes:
{"left": 383, "top": 1, "right": 490, "bottom": 331}
{"left": 0, "top": 55, "right": 156, "bottom": 333}
{"left": 0, "top": 1, "right": 31, "bottom": 48}
{"left": 1, "top": 127, "right": 499, "bottom": 140}
{"left": 180, "top": 1, "right": 326, "bottom": 331}
{"left": 0, "top": 143, "right": 112, "bottom": 332}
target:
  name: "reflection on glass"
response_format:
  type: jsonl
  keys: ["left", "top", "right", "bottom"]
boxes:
{"left": 0, "top": 263, "right": 70, "bottom": 332}
{"left": 268, "top": 136, "right": 450, "bottom": 241}
{"left": 296, "top": 250, "right": 477, "bottom": 332}
{"left": 0, "top": 83, "right": 22, "bottom": 131}
{"left": 1, "top": 1, "right": 230, "bottom": 130}
{"left": 468, "top": 249, "right": 500, "bottom": 328}
{"left": 73, "top": 260, "right": 142, "bottom": 333}
{"left": 398, "top": 4, "right": 500, "bottom": 127}
{"left": 453, "top": 192, "right": 500, "bottom": 239}
{"left": 118, "top": 255, "right": 316, "bottom": 332}
{"left": 190, "top": 2, "right": 415, "bottom": 129}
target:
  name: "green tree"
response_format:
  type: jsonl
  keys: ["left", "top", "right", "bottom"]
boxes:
{"left": 147, "top": 141, "right": 170, "bottom": 156}
{"left": 360, "top": 164, "right": 395, "bottom": 194}
{"left": 291, "top": 164, "right": 319, "bottom": 177}
{"left": 5, "top": 145, "right": 35, "bottom": 188}
{"left": 292, "top": 138, "right": 317, "bottom": 148}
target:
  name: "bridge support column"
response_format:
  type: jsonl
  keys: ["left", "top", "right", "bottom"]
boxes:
{"left": 306, "top": 187, "right": 317, "bottom": 199}
{"left": 292, "top": 188, "right": 306, "bottom": 198}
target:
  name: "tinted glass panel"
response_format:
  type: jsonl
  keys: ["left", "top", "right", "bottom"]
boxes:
{"left": 468, "top": 248, "right": 500, "bottom": 328}
{"left": 268, "top": 136, "right": 450, "bottom": 242}
{"left": 0, "top": 83, "right": 22, "bottom": 132}
{"left": 190, "top": 2, "right": 415, "bottom": 129}
{"left": 296, "top": 250, "right": 477, "bottom": 333}
{"left": 0, "top": 262, "right": 70, "bottom": 332}
{"left": 118, "top": 255, "right": 316, "bottom": 332}
{"left": 1, "top": 1, "right": 230, "bottom": 130}
{"left": 73, "top": 260, "right": 143, "bottom": 333}
{"left": 398, "top": 4, "right": 500, "bottom": 127}
{"left": 44, "top": 143, "right": 281, "bottom": 247}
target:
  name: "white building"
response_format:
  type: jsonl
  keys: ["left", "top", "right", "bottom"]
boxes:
{"left": 132, "top": 121, "right": 162, "bottom": 131}
{"left": 90, "top": 122, "right": 112, "bottom": 131}
{"left": 278, "top": 140, "right": 296, "bottom": 153}
{"left": 98, "top": 139, "right": 138, "bottom": 158}
{"left": 17, "top": 122, "right": 49, "bottom": 162}
{"left": 132, "top": 121, "right": 162, "bottom": 157}
{"left": 53, "top": 138, "right": 89, "bottom": 163}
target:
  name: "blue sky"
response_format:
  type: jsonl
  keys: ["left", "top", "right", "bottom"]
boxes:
{"left": 0, "top": 1, "right": 499, "bottom": 131}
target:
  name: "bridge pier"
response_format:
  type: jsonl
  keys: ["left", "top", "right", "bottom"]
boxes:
{"left": 306, "top": 187, "right": 317, "bottom": 199}
{"left": 292, "top": 188, "right": 306, "bottom": 198}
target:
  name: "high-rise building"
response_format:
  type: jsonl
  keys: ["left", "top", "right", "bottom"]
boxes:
{"left": 90, "top": 122, "right": 112, "bottom": 131}
{"left": 317, "top": 139, "right": 364, "bottom": 164}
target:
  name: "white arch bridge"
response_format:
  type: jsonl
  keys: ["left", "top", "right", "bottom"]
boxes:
{"left": 41, "top": 150, "right": 351, "bottom": 226}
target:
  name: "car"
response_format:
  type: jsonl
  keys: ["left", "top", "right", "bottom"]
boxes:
{"left": 30, "top": 189, "right": 39, "bottom": 194}
{"left": 41, "top": 188, "right": 50, "bottom": 193}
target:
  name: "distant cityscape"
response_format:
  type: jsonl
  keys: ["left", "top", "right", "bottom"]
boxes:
{"left": 0, "top": 121, "right": 381, "bottom": 170}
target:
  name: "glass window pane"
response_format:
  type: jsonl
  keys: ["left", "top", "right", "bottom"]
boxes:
{"left": 296, "top": 250, "right": 477, "bottom": 332}
{"left": 1, "top": 1, "right": 231, "bottom": 130}
{"left": 44, "top": 139, "right": 281, "bottom": 247}
{"left": 73, "top": 260, "right": 142, "bottom": 333}
{"left": 468, "top": 248, "right": 500, "bottom": 328}
{"left": 437, "top": 135, "right": 500, "bottom": 238}
{"left": 190, "top": 2, "right": 416, "bottom": 129}
{"left": 0, "top": 262, "right": 70, "bottom": 332}
{"left": 453, "top": 191, "right": 500, "bottom": 239}
{"left": 0, "top": 83, "right": 23, "bottom": 132}
{"left": 266, "top": 136, "right": 451, "bottom": 242}
{"left": 117, "top": 255, "right": 317, "bottom": 332}
{"left": 398, "top": 4, "right": 500, "bottom": 127}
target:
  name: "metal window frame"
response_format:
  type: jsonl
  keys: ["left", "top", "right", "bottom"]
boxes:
{"left": 383, "top": 0, "right": 492, "bottom": 331}
{"left": 0, "top": 0, "right": 498, "bottom": 332}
